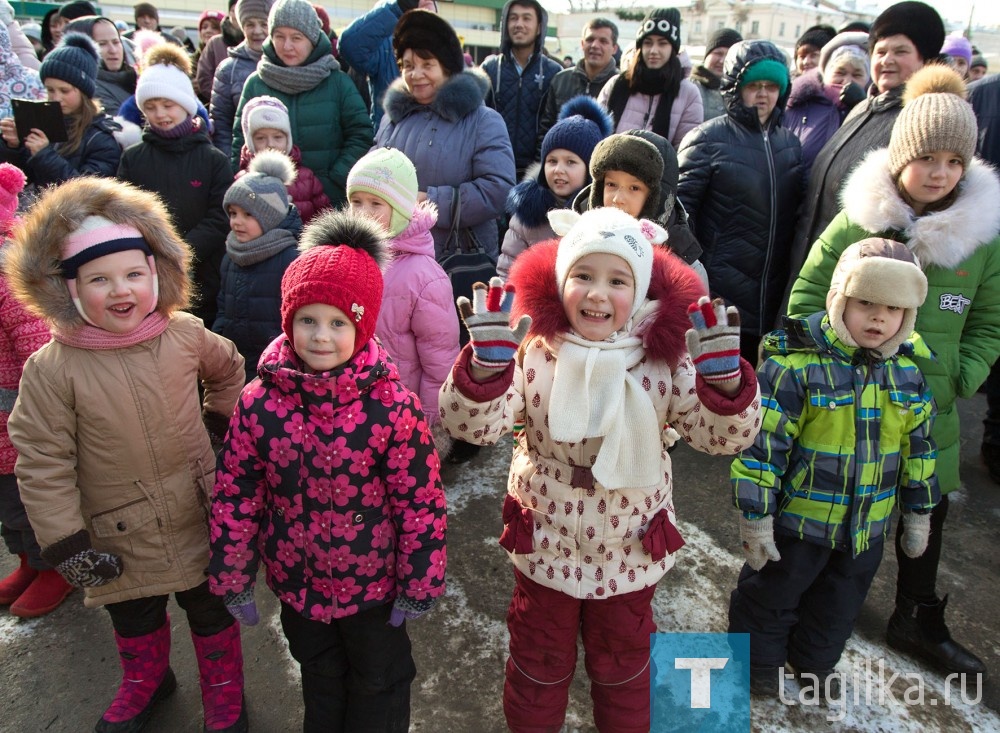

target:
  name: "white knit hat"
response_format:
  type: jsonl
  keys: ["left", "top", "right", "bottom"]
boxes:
{"left": 242, "top": 95, "right": 293, "bottom": 154}
{"left": 549, "top": 207, "right": 659, "bottom": 320}
{"left": 135, "top": 62, "right": 199, "bottom": 117}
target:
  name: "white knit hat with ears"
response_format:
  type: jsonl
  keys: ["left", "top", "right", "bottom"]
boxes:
{"left": 549, "top": 207, "right": 666, "bottom": 319}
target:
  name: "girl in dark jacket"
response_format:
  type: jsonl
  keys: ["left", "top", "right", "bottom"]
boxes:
{"left": 118, "top": 43, "right": 233, "bottom": 328}
{"left": 0, "top": 34, "right": 120, "bottom": 189}
{"left": 677, "top": 40, "right": 803, "bottom": 363}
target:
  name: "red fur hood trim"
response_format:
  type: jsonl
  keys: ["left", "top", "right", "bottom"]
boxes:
{"left": 508, "top": 239, "right": 706, "bottom": 369}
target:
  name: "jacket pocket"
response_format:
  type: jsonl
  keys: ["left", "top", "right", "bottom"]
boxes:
{"left": 90, "top": 496, "right": 171, "bottom": 572}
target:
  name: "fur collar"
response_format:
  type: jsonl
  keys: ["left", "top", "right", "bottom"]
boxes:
{"left": 508, "top": 239, "right": 705, "bottom": 370}
{"left": 383, "top": 69, "right": 489, "bottom": 125}
{"left": 786, "top": 69, "right": 829, "bottom": 109}
{"left": 841, "top": 148, "right": 1000, "bottom": 269}
{"left": 505, "top": 177, "right": 563, "bottom": 229}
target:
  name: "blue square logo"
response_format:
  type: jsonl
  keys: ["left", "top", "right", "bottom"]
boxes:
{"left": 651, "top": 633, "right": 750, "bottom": 732}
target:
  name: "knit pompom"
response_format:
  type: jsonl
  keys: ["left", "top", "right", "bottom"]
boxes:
{"left": 556, "top": 95, "right": 614, "bottom": 139}
{"left": 247, "top": 149, "right": 296, "bottom": 186}
{"left": 0, "top": 163, "right": 27, "bottom": 198}
{"left": 132, "top": 30, "right": 163, "bottom": 67}
{"left": 144, "top": 42, "right": 192, "bottom": 76}
{"left": 298, "top": 209, "right": 389, "bottom": 270}
{"left": 61, "top": 32, "right": 99, "bottom": 62}
{"left": 902, "top": 64, "right": 967, "bottom": 106}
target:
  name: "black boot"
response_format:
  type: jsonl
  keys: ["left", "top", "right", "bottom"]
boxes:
{"left": 886, "top": 594, "right": 987, "bottom": 676}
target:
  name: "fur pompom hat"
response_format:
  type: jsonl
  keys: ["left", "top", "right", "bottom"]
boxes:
{"left": 224, "top": 150, "right": 296, "bottom": 233}
{"left": 281, "top": 210, "right": 388, "bottom": 356}
{"left": 39, "top": 32, "right": 99, "bottom": 98}
{"left": 0, "top": 163, "right": 25, "bottom": 237}
{"left": 826, "top": 237, "right": 927, "bottom": 358}
{"left": 868, "top": 1, "right": 944, "bottom": 63}
{"left": 887, "top": 64, "right": 977, "bottom": 178}
{"left": 135, "top": 42, "right": 199, "bottom": 116}
{"left": 538, "top": 95, "right": 613, "bottom": 191}
{"left": 587, "top": 134, "right": 664, "bottom": 220}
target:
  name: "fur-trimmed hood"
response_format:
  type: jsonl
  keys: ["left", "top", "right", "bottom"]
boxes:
{"left": 383, "top": 69, "right": 489, "bottom": 125}
{"left": 505, "top": 170, "right": 563, "bottom": 229}
{"left": 6, "top": 177, "right": 191, "bottom": 330}
{"left": 840, "top": 147, "right": 1000, "bottom": 269}
{"left": 507, "top": 238, "right": 705, "bottom": 370}
{"left": 786, "top": 69, "right": 830, "bottom": 110}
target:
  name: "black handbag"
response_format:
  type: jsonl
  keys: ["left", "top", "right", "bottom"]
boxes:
{"left": 438, "top": 190, "right": 497, "bottom": 346}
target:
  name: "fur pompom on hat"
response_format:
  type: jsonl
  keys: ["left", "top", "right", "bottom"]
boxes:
{"left": 224, "top": 150, "right": 296, "bottom": 233}
{"left": 588, "top": 134, "right": 663, "bottom": 220}
{"left": 539, "top": 96, "right": 613, "bottom": 190}
{"left": 393, "top": 10, "right": 465, "bottom": 77}
{"left": 281, "top": 211, "right": 388, "bottom": 356}
{"left": 242, "top": 95, "right": 293, "bottom": 153}
{"left": 826, "top": 238, "right": 927, "bottom": 358}
{"left": 346, "top": 148, "right": 418, "bottom": 238}
{"left": 869, "top": 1, "right": 944, "bottom": 64}
{"left": 39, "top": 32, "right": 99, "bottom": 98}
{"left": 888, "top": 64, "right": 977, "bottom": 178}
{"left": 135, "top": 43, "right": 199, "bottom": 116}
{"left": 0, "top": 163, "right": 25, "bottom": 237}
{"left": 268, "top": 0, "right": 322, "bottom": 46}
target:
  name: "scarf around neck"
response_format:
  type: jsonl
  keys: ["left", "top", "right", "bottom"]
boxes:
{"left": 547, "top": 300, "right": 663, "bottom": 489}
{"left": 257, "top": 53, "right": 338, "bottom": 94}
{"left": 225, "top": 227, "right": 297, "bottom": 266}
{"left": 607, "top": 65, "right": 679, "bottom": 140}
{"left": 52, "top": 312, "right": 171, "bottom": 350}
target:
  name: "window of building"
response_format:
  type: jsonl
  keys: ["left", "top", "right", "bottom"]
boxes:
{"left": 779, "top": 22, "right": 785, "bottom": 37}
{"left": 794, "top": 25, "right": 801, "bottom": 37}
{"left": 751, "top": 20, "right": 759, "bottom": 34}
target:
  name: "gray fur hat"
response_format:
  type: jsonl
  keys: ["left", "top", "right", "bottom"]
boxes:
{"left": 224, "top": 150, "right": 296, "bottom": 233}
{"left": 587, "top": 133, "right": 663, "bottom": 220}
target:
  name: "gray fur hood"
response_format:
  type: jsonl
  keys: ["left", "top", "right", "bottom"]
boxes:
{"left": 383, "top": 69, "right": 489, "bottom": 125}
{"left": 840, "top": 147, "right": 1000, "bottom": 270}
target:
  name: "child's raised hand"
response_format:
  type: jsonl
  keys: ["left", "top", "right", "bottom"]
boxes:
{"left": 458, "top": 277, "right": 532, "bottom": 376}
{"left": 686, "top": 296, "right": 742, "bottom": 393}
{"left": 739, "top": 516, "right": 781, "bottom": 571}
{"left": 223, "top": 588, "right": 259, "bottom": 626}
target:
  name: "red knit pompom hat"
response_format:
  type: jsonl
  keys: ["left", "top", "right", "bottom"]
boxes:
{"left": 280, "top": 210, "right": 388, "bottom": 356}
{"left": 0, "top": 163, "right": 26, "bottom": 237}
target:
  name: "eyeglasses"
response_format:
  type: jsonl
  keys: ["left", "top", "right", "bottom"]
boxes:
{"left": 743, "top": 81, "right": 780, "bottom": 93}
{"left": 637, "top": 19, "right": 678, "bottom": 42}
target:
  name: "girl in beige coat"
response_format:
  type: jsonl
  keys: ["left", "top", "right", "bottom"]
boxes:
{"left": 6, "top": 177, "right": 248, "bottom": 733}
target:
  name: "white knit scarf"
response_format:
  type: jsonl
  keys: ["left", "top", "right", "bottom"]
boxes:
{"left": 547, "top": 303, "right": 662, "bottom": 489}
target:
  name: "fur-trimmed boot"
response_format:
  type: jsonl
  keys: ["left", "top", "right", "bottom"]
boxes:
{"left": 886, "top": 594, "right": 987, "bottom": 676}
{"left": 0, "top": 553, "right": 37, "bottom": 604}
{"left": 191, "top": 623, "right": 248, "bottom": 732}
{"left": 96, "top": 620, "right": 176, "bottom": 732}
{"left": 9, "top": 568, "right": 73, "bottom": 617}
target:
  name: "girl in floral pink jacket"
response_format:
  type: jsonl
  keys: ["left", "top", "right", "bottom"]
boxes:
{"left": 207, "top": 210, "right": 446, "bottom": 732}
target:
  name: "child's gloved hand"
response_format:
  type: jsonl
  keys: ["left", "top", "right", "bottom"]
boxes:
{"left": 387, "top": 595, "right": 436, "bottom": 627}
{"left": 458, "top": 277, "right": 532, "bottom": 375}
{"left": 739, "top": 516, "right": 781, "bottom": 571}
{"left": 900, "top": 512, "right": 931, "bottom": 558}
{"left": 40, "top": 529, "right": 123, "bottom": 588}
{"left": 224, "top": 589, "right": 259, "bottom": 626}
{"left": 686, "top": 296, "right": 742, "bottom": 390}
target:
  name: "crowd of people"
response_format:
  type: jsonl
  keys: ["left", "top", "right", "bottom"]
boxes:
{"left": 0, "top": 0, "right": 997, "bottom": 731}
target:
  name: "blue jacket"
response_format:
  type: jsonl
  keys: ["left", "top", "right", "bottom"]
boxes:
{"left": 339, "top": 0, "right": 402, "bottom": 130}
{"left": 481, "top": 0, "right": 561, "bottom": 171}
{"left": 1, "top": 113, "right": 120, "bottom": 185}
{"left": 210, "top": 42, "right": 261, "bottom": 155}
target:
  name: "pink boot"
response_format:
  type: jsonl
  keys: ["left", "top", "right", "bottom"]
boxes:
{"left": 96, "top": 620, "right": 176, "bottom": 732}
{"left": 0, "top": 553, "right": 38, "bottom": 605}
{"left": 191, "top": 623, "right": 248, "bottom": 732}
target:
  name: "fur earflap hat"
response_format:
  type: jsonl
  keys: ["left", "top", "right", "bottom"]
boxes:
{"left": 588, "top": 134, "right": 663, "bottom": 220}
{"left": 868, "top": 1, "right": 944, "bottom": 63}
{"left": 826, "top": 238, "right": 927, "bottom": 357}
{"left": 39, "top": 32, "right": 99, "bottom": 98}
{"left": 538, "top": 95, "right": 613, "bottom": 191}
{"left": 888, "top": 64, "right": 977, "bottom": 178}
{"left": 281, "top": 210, "right": 388, "bottom": 356}
{"left": 224, "top": 150, "right": 296, "bottom": 233}
{"left": 135, "top": 42, "right": 199, "bottom": 116}
{"left": 393, "top": 10, "right": 465, "bottom": 77}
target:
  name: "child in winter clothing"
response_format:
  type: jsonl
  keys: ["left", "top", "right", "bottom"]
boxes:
{"left": 732, "top": 238, "right": 939, "bottom": 697}
{"left": 5, "top": 176, "right": 247, "bottom": 732}
{"left": 787, "top": 64, "right": 999, "bottom": 678}
{"left": 0, "top": 163, "right": 72, "bottom": 619}
{"left": 347, "top": 147, "right": 458, "bottom": 455}
{"left": 497, "top": 95, "right": 612, "bottom": 281}
{"left": 439, "top": 207, "right": 761, "bottom": 732}
{"left": 237, "top": 95, "right": 331, "bottom": 224}
{"left": 118, "top": 42, "right": 233, "bottom": 329}
{"left": 207, "top": 210, "right": 447, "bottom": 732}
{"left": 0, "top": 22, "right": 45, "bottom": 121}
{"left": 0, "top": 33, "right": 120, "bottom": 188}
{"left": 214, "top": 148, "right": 302, "bottom": 383}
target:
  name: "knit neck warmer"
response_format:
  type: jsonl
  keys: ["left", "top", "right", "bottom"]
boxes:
{"left": 150, "top": 115, "right": 197, "bottom": 139}
{"left": 52, "top": 312, "right": 170, "bottom": 350}
{"left": 225, "top": 227, "right": 298, "bottom": 266}
{"left": 257, "top": 53, "right": 338, "bottom": 95}
{"left": 547, "top": 299, "right": 662, "bottom": 489}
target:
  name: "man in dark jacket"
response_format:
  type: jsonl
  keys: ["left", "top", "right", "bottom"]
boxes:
{"left": 481, "top": 0, "right": 561, "bottom": 178}
{"left": 536, "top": 17, "right": 618, "bottom": 148}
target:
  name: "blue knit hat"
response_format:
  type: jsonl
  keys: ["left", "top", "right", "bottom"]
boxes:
{"left": 538, "top": 95, "right": 613, "bottom": 190}
{"left": 39, "top": 32, "right": 99, "bottom": 98}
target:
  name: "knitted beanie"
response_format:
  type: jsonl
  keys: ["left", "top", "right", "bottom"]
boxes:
{"left": 971, "top": 54, "right": 987, "bottom": 71}
{"left": 940, "top": 33, "right": 972, "bottom": 66}
{"left": 393, "top": 10, "right": 465, "bottom": 77}
{"left": 346, "top": 148, "right": 418, "bottom": 238}
{"left": 20, "top": 22, "right": 42, "bottom": 42}
{"left": 133, "top": 2, "right": 158, "bottom": 21}
{"left": 59, "top": 0, "right": 98, "bottom": 21}
{"left": 538, "top": 95, "right": 614, "bottom": 190}
{"left": 39, "top": 33, "right": 99, "bottom": 98}
{"left": 826, "top": 238, "right": 927, "bottom": 358}
{"left": 236, "top": 0, "right": 273, "bottom": 26}
{"left": 739, "top": 57, "right": 789, "bottom": 95}
{"left": 795, "top": 24, "right": 836, "bottom": 54}
{"left": 552, "top": 207, "right": 654, "bottom": 319}
{"left": 281, "top": 211, "right": 388, "bottom": 355}
{"left": 635, "top": 8, "right": 680, "bottom": 54}
{"left": 0, "top": 163, "right": 26, "bottom": 237}
{"left": 268, "top": 0, "right": 321, "bottom": 46}
{"left": 869, "top": 1, "right": 945, "bottom": 63}
{"left": 199, "top": 10, "right": 225, "bottom": 29}
{"left": 705, "top": 28, "right": 741, "bottom": 57}
{"left": 888, "top": 64, "right": 977, "bottom": 177}
{"left": 588, "top": 134, "right": 663, "bottom": 220}
{"left": 135, "top": 43, "right": 199, "bottom": 116}
{"left": 224, "top": 150, "right": 296, "bottom": 233}
{"left": 242, "top": 95, "right": 293, "bottom": 153}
